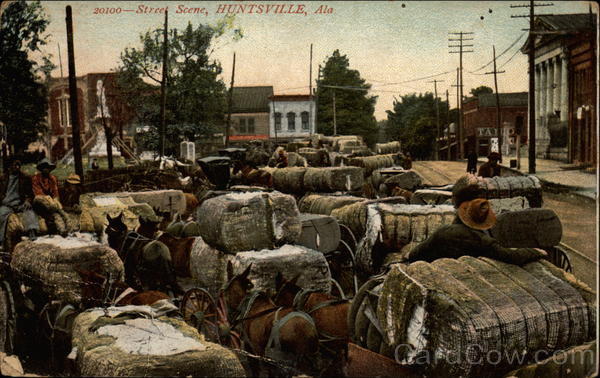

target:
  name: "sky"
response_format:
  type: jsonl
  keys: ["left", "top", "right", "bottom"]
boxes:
{"left": 27, "top": 1, "right": 598, "bottom": 119}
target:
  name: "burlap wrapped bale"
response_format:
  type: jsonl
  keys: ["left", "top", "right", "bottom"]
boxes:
{"left": 369, "top": 167, "right": 406, "bottom": 191}
{"left": 189, "top": 237, "right": 228, "bottom": 297}
{"left": 375, "top": 141, "right": 401, "bottom": 154}
{"left": 355, "top": 204, "right": 455, "bottom": 274}
{"left": 11, "top": 235, "right": 124, "bottom": 305}
{"left": 383, "top": 170, "right": 422, "bottom": 191}
{"left": 270, "top": 167, "right": 307, "bottom": 194}
{"left": 303, "top": 167, "right": 364, "bottom": 192}
{"left": 298, "top": 194, "right": 365, "bottom": 215}
{"left": 489, "top": 197, "right": 530, "bottom": 214}
{"left": 331, "top": 201, "right": 370, "bottom": 238}
{"left": 453, "top": 175, "right": 543, "bottom": 208}
{"left": 109, "top": 190, "right": 187, "bottom": 215}
{"left": 196, "top": 191, "right": 301, "bottom": 253}
{"left": 79, "top": 193, "right": 155, "bottom": 233}
{"left": 347, "top": 154, "right": 400, "bottom": 177}
{"left": 377, "top": 257, "right": 595, "bottom": 377}
{"left": 297, "top": 213, "right": 340, "bottom": 253}
{"left": 287, "top": 152, "right": 308, "bottom": 167}
{"left": 71, "top": 306, "right": 244, "bottom": 377}
{"left": 229, "top": 244, "right": 331, "bottom": 296}
{"left": 491, "top": 209, "right": 562, "bottom": 248}
{"left": 410, "top": 189, "right": 452, "bottom": 205}
{"left": 503, "top": 341, "right": 597, "bottom": 378}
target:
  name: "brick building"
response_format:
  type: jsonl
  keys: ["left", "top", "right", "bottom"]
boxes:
{"left": 463, "top": 92, "right": 528, "bottom": 157}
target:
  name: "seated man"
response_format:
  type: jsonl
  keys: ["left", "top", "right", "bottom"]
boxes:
{"left": 478, "top": 152, "right": 501, "bottom": 178}
{"left": 31, "top": 158, "right": 70, "bottom": 235}
{"left": 61, "top": 174, "right": 83, "bottom": 213}
{"left": 404, "top": 197, "right": 547, "bottom": 265}
{"left": 1, "top": 159, "right": 39, "bottom": 252}
{"left": 275, "top": 148, "right": 288, "bottom": 168}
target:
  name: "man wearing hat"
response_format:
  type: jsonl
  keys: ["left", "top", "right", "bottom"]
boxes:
{"left": 477, "top": 152, "right": 501, "bottom": 178}
{"left": 31, "top": 158, "right": 70, "bottom": 235}
{"left": 404, "top": 196, "right": 547, "bottom": 265}
{"left": 1, "top": 158, "right": 39, "bottom": 250}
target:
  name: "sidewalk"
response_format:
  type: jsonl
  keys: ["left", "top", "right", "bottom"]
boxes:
{"left": 488, "top": 156, "right": 597, "bottom": 200}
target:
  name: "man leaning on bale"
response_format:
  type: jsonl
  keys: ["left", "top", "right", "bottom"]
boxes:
{"left": 403, "top": 184, "right": 547, "bottom": 265}
{"left": 31, "top": 158, "right": 70, "bottom": 236}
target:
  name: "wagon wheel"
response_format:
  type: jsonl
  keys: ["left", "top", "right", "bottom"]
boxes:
{"left": 214, "top": 294, "right": 242, "bottom": 349}
{"left": 326, "top": 225, "right": 359, "bottom": 298}
{"left": 181, "top": 288, "right": 220, "bottom": 343}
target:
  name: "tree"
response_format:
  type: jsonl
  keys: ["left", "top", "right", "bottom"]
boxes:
{"left": 0, "top": 0, "right": 54, "bottom": 156}
{"left": 470, "top": 85, "right": 493, "bottom": 97}
{"left": 316, "top": 50, "right": 378, "bottom": 145}
{"left": 385, "top": 92, "right": 453, "bottom": 159}
{"left": 116, "top": 17, "right": 242, "bottom": 156}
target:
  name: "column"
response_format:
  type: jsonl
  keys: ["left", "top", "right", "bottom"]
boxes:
{"left": 554, "top": 56, "right": 562, "bottom": 114}
{"left": 560, "top": 52, "right": 569, "bottom": 122}
{"left": 546, "top": 57, "right": 554, "bottom": 116}
{"left": 535, "top": 65, "right": 541, "bottom": 120}
{"left": 540, "top": 62, "right": 547, "bottom": 119}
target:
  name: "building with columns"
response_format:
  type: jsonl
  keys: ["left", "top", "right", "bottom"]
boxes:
{"left": 521, "top": 13, "right": 596, "bottom": 164}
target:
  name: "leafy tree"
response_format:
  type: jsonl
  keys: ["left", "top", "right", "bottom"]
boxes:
{"left": 0, "top": 0, "right": 54, "bottom": 156}
{"left": 116, "top": 17, "right": 242, "bottom": 156}
{"left": 385, "top": 92, "right": 454, "bottom": 159}
{"left": 470, "top": 85, "right": 493, "bottom": 97}
{"left": 316, "top": 50, "right": 378, "bottom": 145}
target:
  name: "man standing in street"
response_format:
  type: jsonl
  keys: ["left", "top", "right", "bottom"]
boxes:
{"left": 466, "top": 148, "right": 478, "bottom": 174}
{"left": 477, "top": 152, "right": 501, "bottom": 178}
{"left": 0, "top": 159, "right": 39, "bottom": 253}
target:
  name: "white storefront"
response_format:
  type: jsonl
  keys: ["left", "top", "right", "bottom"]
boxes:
{"left": 269, "top": 95, "right": 316, "bottom": 140}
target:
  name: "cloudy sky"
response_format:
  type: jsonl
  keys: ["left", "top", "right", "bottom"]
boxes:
{"left": 33, "top": 0, "right": 596, "bottom": 119}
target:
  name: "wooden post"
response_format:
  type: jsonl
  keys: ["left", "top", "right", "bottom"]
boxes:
{"left": 309, "top": 43, "right": 313, "bottom": 136}
{"left": 446, "top": 89, "right": 451, "bottom": 161}
{"left": 159, "top": 10, "right": 168, "bottom": 157}
{"left": 528, "top": 0, "right": 536, "bottom": 173}
{"left": 65, "top": 6, "right": 84, "bottom": 182}
{"left": 225, "top": 52, "right": 236, "bottom": 147}
{"left": 333, "top": 89, "right": 337, "bottom": 136}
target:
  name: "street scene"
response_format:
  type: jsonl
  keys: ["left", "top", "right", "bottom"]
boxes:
{"left": 0, "top": 1, "right": 597, "bottom": 376}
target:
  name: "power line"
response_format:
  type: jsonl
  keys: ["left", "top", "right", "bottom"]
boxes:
{"left": 468, "top": 32, "right": 526, "bottom": 73}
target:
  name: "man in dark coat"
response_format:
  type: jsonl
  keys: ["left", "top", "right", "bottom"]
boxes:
{"left": 466, "top": 149, "right": 478, "bottom": 174}
{"left": 477, "top": 152, "right": 501, "bottom": 178}
{"left": 1, "top": 159, "right": 39, "bottom": 248}
{"left": 404, "top": 197, "right": 546, "bottom": 265}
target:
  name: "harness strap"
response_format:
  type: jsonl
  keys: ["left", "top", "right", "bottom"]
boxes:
{"left": 266, "top": 309, "right": 315, "bottom": 353}
{"left": 292, "top": 289, "right": 349, "bottom": 314}
{"left": 113, "top": 287, "right": 137, "bottom": 305}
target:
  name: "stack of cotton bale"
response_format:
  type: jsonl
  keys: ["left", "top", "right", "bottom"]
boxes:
{"left": 192, "top": 191, "right": 331, "bottom": 297}
{"left": 454, "top": 174, "right": 543, "bottom": 208}
{"left": 268, "top": 166, "right": 364, "bottom": 194}
{"left": 374, "top": 141, "right": 401, "bottom": 154}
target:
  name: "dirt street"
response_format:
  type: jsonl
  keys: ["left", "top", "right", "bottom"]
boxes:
{"left": 412, "top": 160, "right": 597, "bottom": 286}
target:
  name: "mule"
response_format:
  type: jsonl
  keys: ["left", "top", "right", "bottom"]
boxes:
{"left": 75, "top": 267, "right": 170, "bottom": 308}
{"left": 105, "top": 213, "right": 184, "bottom": 296}
{"left": 274, "top": 273, "right": 350, "bottom": 375}
{"left": 222, "top": 262, "right": 319, "bottom": 374}
{"left": 232, "top": 160, "right": 273, "bottom": 188}
{"left": 156, "top": 232, "right": 195, "bottom": 277}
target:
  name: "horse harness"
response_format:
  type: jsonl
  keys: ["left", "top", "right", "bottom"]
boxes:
{"left": 291, "top": 288, "right": 349, "bottom": 345}
{"left": 232, "top": 291, "right": 316, "bottom": 363}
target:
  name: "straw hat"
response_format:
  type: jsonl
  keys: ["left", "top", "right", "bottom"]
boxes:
{"left": 458, "top": 198, "right": 497, "bottom": 230}
{"left": 66, "top": 174, "right": 81, "bottom": 184}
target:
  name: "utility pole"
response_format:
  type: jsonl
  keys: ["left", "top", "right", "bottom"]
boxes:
{"left": 332, "top": 89, "right": 337, "bottom": 136}
{"left": 428, "top": 79, "right": 444, "bottom": 160}
{"left": 159, "top": 9, "right": 168, "bottom": 158}
{"left": 57, "top": 43, "right": 64, "bottom": 78}
{"left": 449, "top": 31, "right": 474, "bottom": 159}
{"left": 225, "top": 52, "right": 236, "bottom": 147}
{"left": 315, "top": 64, "right": 322, "bottom": 134}
{"left": 309, "top": 43, "right": 313, "bottom": 136}
{"left": 446, "top": 89, "right": 451, "bottom": 160}
{"left": 451, "top": 68, "right": 461, "bottom": 161}
{"left": 485, "top": 45, "right": 506, "bottom": 157}
{"left": 65, "top": 6, "right": 83, "bottom": 182}
{"left": 511, "top": 1, "right": 553, "bottom": 173}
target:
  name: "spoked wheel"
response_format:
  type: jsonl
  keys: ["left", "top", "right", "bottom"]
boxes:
{"left": 181, "top": 288, "right": 220, "bottom": 343}
{"left": 326, "top": 223, "right": 359, "bottom": 298}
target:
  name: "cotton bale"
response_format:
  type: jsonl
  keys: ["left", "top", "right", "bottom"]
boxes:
{"left": 189, "top": 237, "right": 228, "bottom": 297}
{"left": 303, "top": 167, "right": 364, "bottom": 192}
{"left": 270, "top": 167, "right": 307, "bottom": 194}
{"left": 229, "top": 244, "right": 331, "bottom": 296}
{"left": 298, "top": 194, "right": 365, "bottom": 215}
{"left": 377, "top": 257, "right": 596, "bottom": 377}
{"left": 491, "top": 208, "right": 562, "bottom": 248}
{"left": 108, "top": 190, "right": 187, "bottom": 216}
{"left": 297, "top": 213, "right": 341, "bottom": 253}
{"left": 410, "top": 189, "right": 452, "bottom": 205}
{"left": 10, "top": 235, "right": 124, "bottom": 305}
{"left": 375, "top": 141, "right": 401, "bottom": 154}
{"left": 347, "top": 154, "right": 400, "bottom": 177}
{"left": 383, "top": 170, "right": 423, "bottom": 191}
{"left": 195, "top": 191, "right": 301, "bottom": 253}
{"left": 79, "top": 193, "right": 154, "bottom": 233}
{"left": 71, "top": 306, "right": 244, "bottom": 377}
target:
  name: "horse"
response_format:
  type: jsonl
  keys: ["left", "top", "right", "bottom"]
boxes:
{"left": 273, "top": 273, "right": 350, "bottom": 375}
{"left": 183, "top": 193, "right": 199, "bottom": 220}
{"left": 75, "top": 267, "right": 171, "bottom": 308}
{"left": 156, "top": 232, "right": 195, "bottom": 277}
{"left": 232, "top": 160, "right": 273, "bottom": 188}
{"left": 105, "top": 213, "right": 184, "bottom": 296}
{"left": 221, "top": 262, "right": 319, "bottom": 375}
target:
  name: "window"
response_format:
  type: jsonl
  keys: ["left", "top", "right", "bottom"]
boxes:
{"left": 238, "top": 118, "right": 255, "bottom": 134}
{"left": 301, "top": 111, "right": 309, "bottom": 130}
{"left": 274, "top": 112, "right": 282, "bottom": 131}
{"left": 238, "top": 119, "right": 247, "bottom": 134}
{"left": 247, "top": 118, "right": 255, "bottom": 134}
{"left": 287, "top": 112, "right": 296, "bottom": 131}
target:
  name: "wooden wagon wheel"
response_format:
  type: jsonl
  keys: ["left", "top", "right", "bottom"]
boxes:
{"left": 181, "top": 288, "right": 220, "bottom": 343}
{"left": 325, "top": 223, "right": 359, "bottom": 298}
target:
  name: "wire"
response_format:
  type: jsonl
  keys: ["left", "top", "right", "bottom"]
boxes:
{"left": 498, "top": 47, "right": 523, "bottom": 69}
{"left": 468, "top": 32, "right": 526, "bottom": 73}
{"left": 373, "top": 70, "right": 455, "bottom": 87}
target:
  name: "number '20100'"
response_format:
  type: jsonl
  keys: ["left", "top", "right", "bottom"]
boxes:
{"left": 93, "top": 8, "right": 122, "bottom": 14}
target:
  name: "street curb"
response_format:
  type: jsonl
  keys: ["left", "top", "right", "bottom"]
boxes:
{"left": 500, "top": 165, "right": 596, "bottom": 204}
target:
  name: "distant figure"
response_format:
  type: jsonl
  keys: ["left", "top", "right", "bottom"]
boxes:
{"left": 62, "top": 174, "right": 83, "bottom": 213}
{"left": 402, "top": 152, "right": 412, "bottom": 170}
{"left": 90, "top": 158, "right": 99, "bottom": 170}
{"left": 466, "top": 149, "right": 478, "bottom": 174}
{"left": 477, "top": 152, "right": 501, "bottom": 178}
{"left": 275, "top": 148, "right": 288, "bottom": 168}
